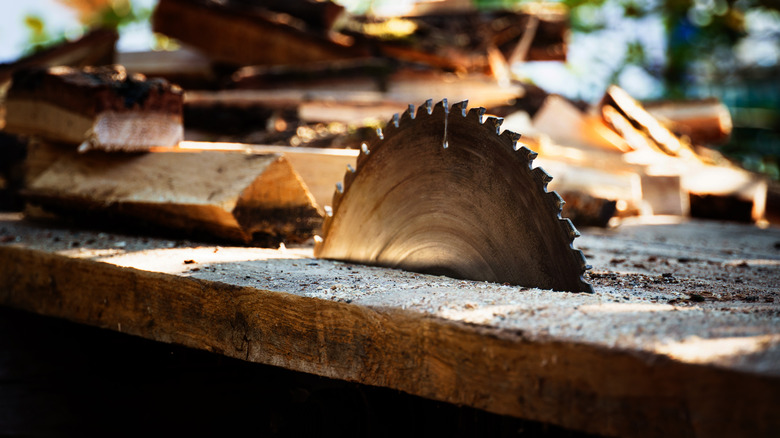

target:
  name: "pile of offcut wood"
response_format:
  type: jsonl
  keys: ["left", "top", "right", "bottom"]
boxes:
{"left": 0, "top": 0, "right": 772, "bottom": 243}
{"left": 1, "top": 65, "right": 321, "bottom": 245}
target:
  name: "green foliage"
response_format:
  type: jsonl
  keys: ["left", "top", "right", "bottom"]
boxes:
{"left": 89, "top": 1, "right": 153, "bottom": 30}
{"left": 22, "top": 14, "right": 60, "bottom": 55}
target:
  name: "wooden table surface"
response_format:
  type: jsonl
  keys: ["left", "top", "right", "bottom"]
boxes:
{"left": 1, "top": 213, "right": 778, "bottom": 437}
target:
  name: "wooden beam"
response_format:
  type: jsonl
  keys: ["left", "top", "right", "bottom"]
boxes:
{"left": 0, "top": 215, "right": 778, "bottom": 437}
{"left": 177, "top": 141, "right": 358, "bottom": 213}
{"left": 151, "top": 0, "right": 366, "bottom": 66}
{"left": 23, "top": 147, "right": 322, "bottom": 244}
{"left": 0, "top": 28, "right": 117, "bottom": 86}
{"left": 644, "top": 98, "right": 733, "bottom": 146}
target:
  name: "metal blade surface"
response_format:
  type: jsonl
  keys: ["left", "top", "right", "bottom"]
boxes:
{"left": 315, "top": 99, "right": 592, "bottom": 293}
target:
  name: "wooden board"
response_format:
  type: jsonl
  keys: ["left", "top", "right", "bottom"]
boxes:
{"left": 177, "top": 142, "right": 358, "bottom": 213}
{"left": 644, "top": 98, "right": 733, "bottom": 145}
{"left": 0, "top": 28, "right": 117, "bottom": 86}
{"left": 152, "top": 0, "right": 366, "bottom": 66}
{"left": 0, "top": 214, "right": 778, "bottom": 437}
{"left": 23, "top": 147, "right": 321, "bottom": 244}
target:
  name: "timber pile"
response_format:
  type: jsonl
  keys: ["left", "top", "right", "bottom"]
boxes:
{"left": 499, "top": 85, "right": 768, "bottom": 225}
{"left": 0, "top": 0, "right": 770, "bottom": 230}
{"left": 1, "top": 64, "right": 322, "bottom": 244}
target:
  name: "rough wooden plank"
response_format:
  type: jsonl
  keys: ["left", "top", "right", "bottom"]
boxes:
{"left": 23, "top": 148, "right": 321, "bottom": 244}
{"left": 644, "top": 98, "right": 732, "bottom": 146}
{"left": 151, "top": 0, "right": 366, "bottom": 66}
{"left": 0, "top": 28, "right": 117, "bottom": 86}
{"left": 0, "top": 215, "right": 778, "bottom": 437}
{"left": 176, "top": 141, "right": 357, "bottom": 213}
{"left": 190, "top": 71, "right": 524, "bottom": 123}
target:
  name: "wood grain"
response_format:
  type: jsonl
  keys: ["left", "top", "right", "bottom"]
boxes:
{"left": 24, "top": 148, "right": 321, "bottom": 244}
{"left": 0, "top": 235, "right": 777, "bottom": 437}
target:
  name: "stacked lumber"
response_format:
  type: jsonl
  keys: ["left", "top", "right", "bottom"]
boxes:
{"left": 600, "top": 85, "right": 766, "bottom": 223}
{"left": 1, "top": 0, "right": 764, "bottom": 234}
{"left": 2, "top": 65, "right": 322, "bottom": 245}
{"left": 499, "top": 85, "right": 768, "bottom": 225}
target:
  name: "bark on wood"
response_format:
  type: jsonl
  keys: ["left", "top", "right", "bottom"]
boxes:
{"left": 23, "top": 147, "right": 322, "bottom": 244}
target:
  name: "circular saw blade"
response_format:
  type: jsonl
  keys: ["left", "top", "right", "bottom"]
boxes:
{"left": 315, "top": 99, "right": 592, "bottom": 293}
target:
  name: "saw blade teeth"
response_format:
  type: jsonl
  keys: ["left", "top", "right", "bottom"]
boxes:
{"left": 484, "top": 117, "right": 504, "bottom": 134}
{"left": 559, "top": 217, "right": 581, "bottom": 239}
{"left": 548, "top": 191, "right": 566, "bottom": 213}
{"left": 432, "top": 99, "right": 448, "bottom": 117}
{"left": 344, "top": 163, "right": 357, "bottom": 188}
{"left": 532, "top": 167, "right": 553, "bottom": 187}
{"left": 500, "top": 130, "right": 521, "bottom": 148}
{"left": 357, "top": 142, "right": 371, "bottom": 168}
{"left": 402, "top": 104, "right": 416, "bottom": 122}
{"left": 466, "top": 107, "right": 486, "bottom": 123}
{"left": 320, "top": 99, "right": 594, "bottom": 294}
{"left": 451, "top": 100, "right": 468, "bottom": 117}
{"left": 517, "top": 145, "right": 539, "bottom": 163}
{"left": 424, "top": 99, "right": 434, "bottom": 115}
{"left": 331, "top": 188, "right": 344, "bottom": 213}
{"left": 573, "top": 248, "right": 591, "bottom": 271}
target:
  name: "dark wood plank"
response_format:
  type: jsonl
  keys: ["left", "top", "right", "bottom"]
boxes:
{"left": 0, "top": 216, "right": 778, "bottom": 437}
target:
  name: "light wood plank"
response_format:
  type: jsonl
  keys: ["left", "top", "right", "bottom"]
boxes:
{"left": 23, "top": 147, "right": 321, "bottom": 244}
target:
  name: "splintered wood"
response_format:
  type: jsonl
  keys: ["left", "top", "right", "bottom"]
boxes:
{"left": 24, "top": 147, "right": 321, "bottom": 244}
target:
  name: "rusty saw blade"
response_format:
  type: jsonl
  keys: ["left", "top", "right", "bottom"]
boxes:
{"left": 314, "top": 99, "right": 592, "bottom": 293}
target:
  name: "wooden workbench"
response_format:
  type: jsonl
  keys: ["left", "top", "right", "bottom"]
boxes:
{"left": 0, "top": 213, "right": 778, "bottom": 437}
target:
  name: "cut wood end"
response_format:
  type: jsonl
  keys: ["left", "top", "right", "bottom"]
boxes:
{"left": 24, "top": 147, "right": 322, "bottom": 246}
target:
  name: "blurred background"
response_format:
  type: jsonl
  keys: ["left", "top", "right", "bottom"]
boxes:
{"left": 2, "top": 0, "right": 778, "bottom": 180}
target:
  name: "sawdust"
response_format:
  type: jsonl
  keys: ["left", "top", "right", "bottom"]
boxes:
{"left": 2, "top": 212, "right": 779, "bottom": 376}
